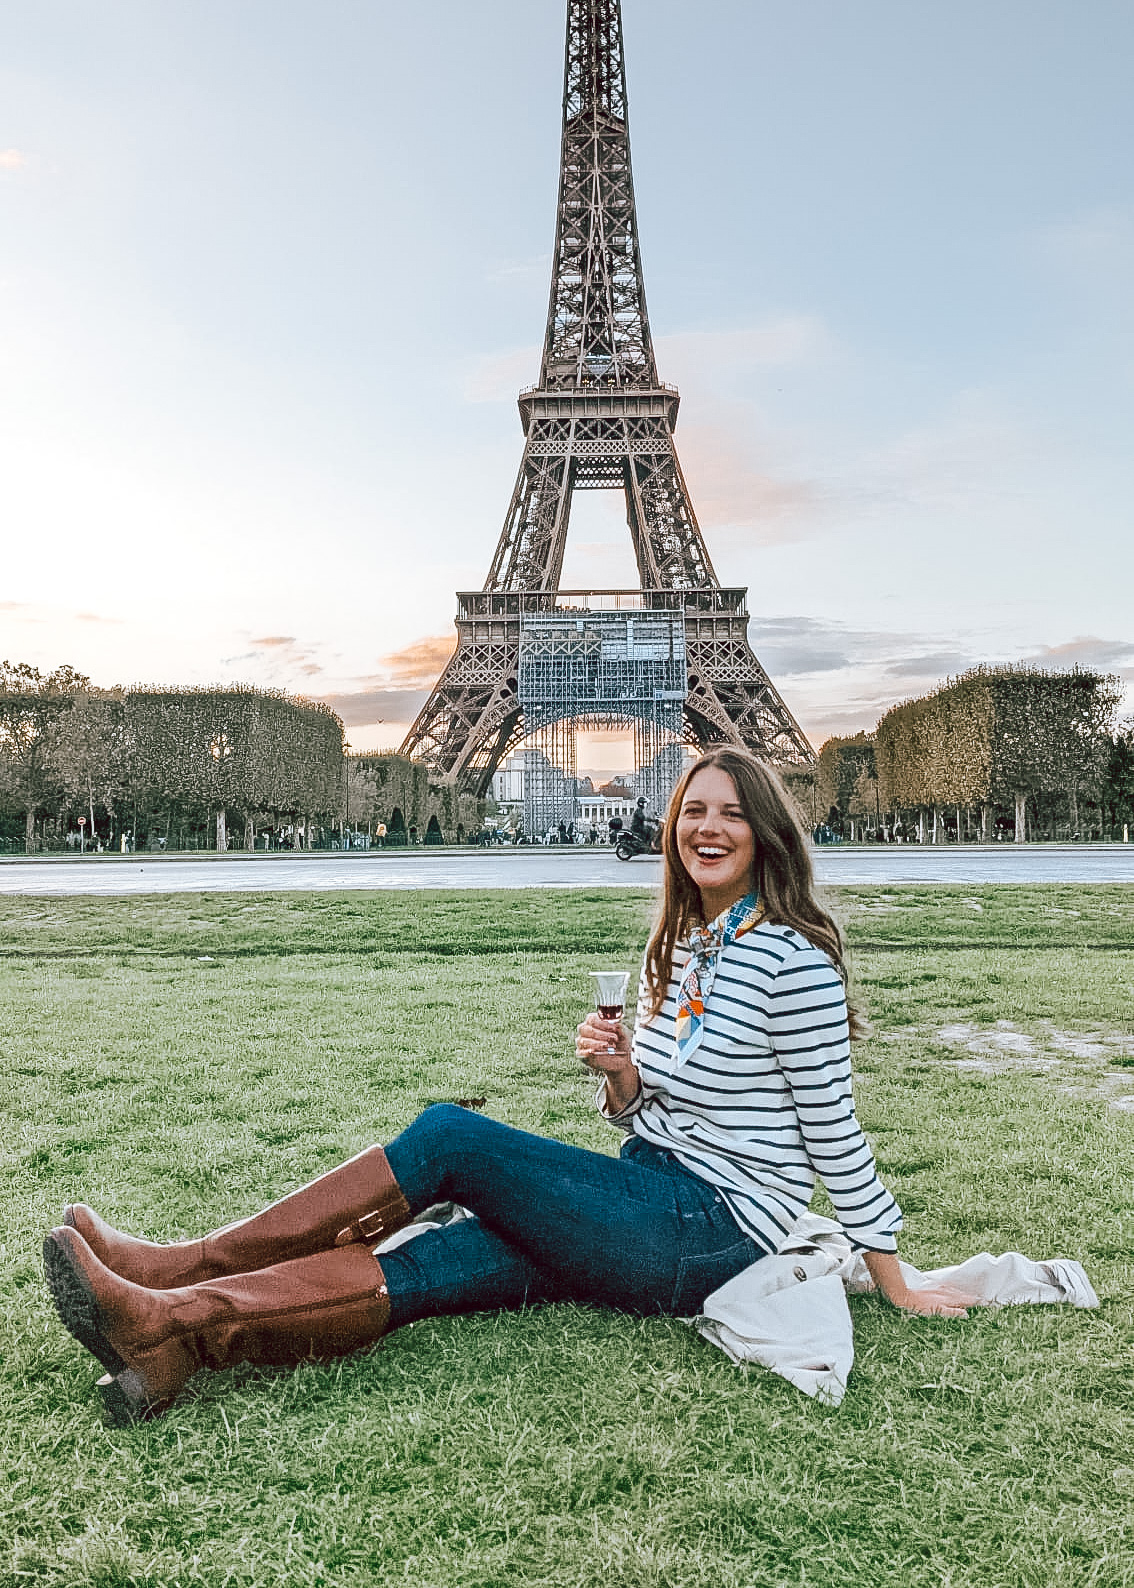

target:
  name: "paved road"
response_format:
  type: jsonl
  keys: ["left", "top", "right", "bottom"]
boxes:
{"left": 1, "top": 845, "right": 1132, "bottom": 895}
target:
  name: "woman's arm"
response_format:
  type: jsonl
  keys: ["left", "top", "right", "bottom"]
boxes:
{"left": 576, "top": 1012, "right": 641, "bottom": 1115}
{"left": 863, "top": 1251, "right": 975, "bottom": 1317}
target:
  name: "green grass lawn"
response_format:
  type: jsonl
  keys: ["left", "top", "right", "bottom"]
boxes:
{"left": 2, "top": 885, "right": 1133, "bottom": 1588}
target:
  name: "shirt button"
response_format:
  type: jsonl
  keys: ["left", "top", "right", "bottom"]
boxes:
{"left": 793, "top": 1265, "right": 807, "bottom": 1282}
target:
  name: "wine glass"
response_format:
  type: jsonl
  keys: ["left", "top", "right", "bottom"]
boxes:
{"left": 590, "top": 970, "right": 630, "bottom": 1054}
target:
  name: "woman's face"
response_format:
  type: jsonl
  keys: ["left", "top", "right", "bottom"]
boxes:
{"left": 674, "top": 764, "right": 756, "bottom": 917}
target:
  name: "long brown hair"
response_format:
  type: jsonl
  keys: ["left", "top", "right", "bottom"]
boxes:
{"left": 644, "top": 748, "right": 863, "bottom": 1036}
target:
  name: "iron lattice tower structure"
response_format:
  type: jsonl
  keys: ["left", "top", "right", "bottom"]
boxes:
{"left": 401, "top": 0, "right": 814, "bottom": 794}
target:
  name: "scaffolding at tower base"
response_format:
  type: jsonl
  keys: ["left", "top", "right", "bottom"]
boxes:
{"left": 517, "top": 608, "right": 687, "bottom": 838}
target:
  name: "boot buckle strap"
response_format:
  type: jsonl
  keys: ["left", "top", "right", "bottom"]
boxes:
{"left": 336, "top": 1209, "right": 394, "bottom": 1247}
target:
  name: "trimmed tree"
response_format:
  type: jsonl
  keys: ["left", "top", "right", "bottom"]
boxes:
{"left": 126, "top": 687, "right": 344, "bottom": 849}
{"left": 875, "top": 666, "right": 1120, "bottom": 842}
{"left": 0, "top": 662, "right": 91, "bottom": 851}
{"left": 1101, "top": 728, "right": 1134, "bottom": 837}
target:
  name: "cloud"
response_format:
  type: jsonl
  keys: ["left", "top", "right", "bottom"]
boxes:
{"left": 748, "top": 623, "right": 850, "bottom": 676}
{"left": 464, "top": 345, "right": 540, "bottom": 403}
{"left": 486, "top": 255, "right": 550, "bottom": 286}
{"left": 304, "top": 634, "right": 457, "bottom": 738}
{"left": 659, "top": 318, "right": 835, "bottom": 545}
{"left": 750, "top": 615, "right": 967, "bottom": 680}
{"left": 1018, "top": 635, "right": 1134, "bottom": 669}
{"left": 657, "top": 318, "right": 831, "bottom": 384}
{"left": 316, "top": 687, "right": 429, "bottom": 728}
{"left": 75, "top": 611, "right": 123, "bottom": 625}
{"left": 379, "top": 633, "right": 456, "bottom": 687}
{"left": 883, "top": 650, "right": 971, "bottom": 679}
{"left": 847, "top": 394, "right": 1048, "bottom": 519}
{"left": 231, "top": 634, "right": 326, "bottom": 679}
{"left": 0, "top": 149, "right": 28, "bottom": 172}
{"left": 677, "top": 423, "right": 822, "bottom": 542}
{"left": 1037, "top": 206, "right": 1134, "bottom": 283}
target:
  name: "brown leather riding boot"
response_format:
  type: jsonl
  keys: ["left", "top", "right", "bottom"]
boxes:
{"left": 61, "top": 1145, "right": 411, "bottom": 1288}
{"left": 44, "top": 1225, "right": 394, "bottom": 1425}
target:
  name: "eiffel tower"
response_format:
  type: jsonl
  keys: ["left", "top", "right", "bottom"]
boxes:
{"left": 401, "top": 0, "right": 813, "bottom": 795}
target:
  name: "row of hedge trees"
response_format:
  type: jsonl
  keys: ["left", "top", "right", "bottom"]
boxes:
{"left": 0, "top": 664, "right": 348, "bottom": 851}
{"left": 0, "top": 663, "right": 485, "bottom": 853}
{"left": 7, "top": 656, "right": 1126, "bottom": 852}
{"left": 343, "top": 753, "right": 479, "bottom": 844}
{"left": 792, "top": 666, "right": 1129, "bottom": 842}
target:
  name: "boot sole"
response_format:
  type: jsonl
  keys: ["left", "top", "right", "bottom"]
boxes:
{"left": 42, "top": 1231, "right": 128, "bottom": 1377}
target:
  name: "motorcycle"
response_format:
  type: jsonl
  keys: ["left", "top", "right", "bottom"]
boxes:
{"left": 614, "top": 823, "right": 661, "bottom": 861}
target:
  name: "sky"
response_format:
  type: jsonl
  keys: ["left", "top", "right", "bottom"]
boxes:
{"left": 2, "top": 0, "right": 1132, "bottom": 771}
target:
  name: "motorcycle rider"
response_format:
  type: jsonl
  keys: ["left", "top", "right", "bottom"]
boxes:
{"left": 630, "top": 798, "right": 649, "bottom": 840}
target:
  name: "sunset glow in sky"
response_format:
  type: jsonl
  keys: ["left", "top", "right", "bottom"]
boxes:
{"left": 2, "top": 1, "right": 1132, "bottom": 769}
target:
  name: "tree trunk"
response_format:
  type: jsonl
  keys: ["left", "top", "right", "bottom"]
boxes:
{"left": 931, "top": 806, "right": 940, "bottom": 844}
{"left": 1014, "top": 791, "right": 1027, "bottom": 843}
{"left": 956, "top": 804, "right": 963, "bottom": 843}
{"left": 216, "top": 808, "right": 227, "bottom": 852}
{"left": 245, "top": 814, "right": 255, "bottom": 851}
{"left": 980, "top": 803, "right": 990, "bottom": 841}
{"left": 918, "top": 809, "right": 927, "bottom": 843}
{"left": 24, "top": 805, "right": 36, "bottom": 855}
{"left": 1069, "top": 785, "right": 1079, "bottom": 837}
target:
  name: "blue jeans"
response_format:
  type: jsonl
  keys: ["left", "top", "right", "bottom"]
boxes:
{"left": 380, "top": 1104, "right": 766, "bottom": 1329}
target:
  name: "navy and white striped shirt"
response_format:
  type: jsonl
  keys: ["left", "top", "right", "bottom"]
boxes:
{"left": 600, "top": 922, "right": 902, "bottom": 1255}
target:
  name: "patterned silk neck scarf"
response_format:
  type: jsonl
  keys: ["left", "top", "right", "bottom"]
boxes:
{"left": 673, "top": 891, "right": 762, "bottom": 1066}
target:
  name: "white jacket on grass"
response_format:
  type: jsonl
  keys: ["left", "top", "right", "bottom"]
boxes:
{"left": 692, "top": 1213, "right": 1099, "bottom": 1406}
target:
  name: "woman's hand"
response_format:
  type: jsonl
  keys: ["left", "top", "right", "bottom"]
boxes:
{"left": 862, "top": 1251, "right": 977, "bottom": 1318}
{"left": 575, "top": 1012, "right": 633, "bottom": 1074}
{"left": 577, "top": 1013, "right": 640, "bottom": 1116}
{"left": 889, "top": 1282, "right": 977, "bottom": 1318}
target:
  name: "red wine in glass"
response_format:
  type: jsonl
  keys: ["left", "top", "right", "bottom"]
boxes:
{"left": 591, "top": 971, "right": 631, "bottom": 1054}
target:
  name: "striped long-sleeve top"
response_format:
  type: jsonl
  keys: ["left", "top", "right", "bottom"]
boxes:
{"left": 600, "top": 922, "right": 902, "bottom": 1255}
